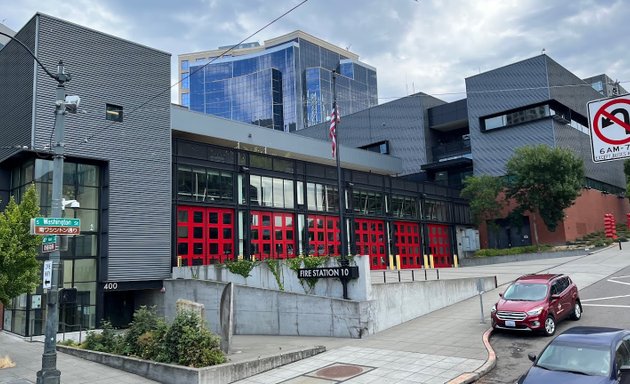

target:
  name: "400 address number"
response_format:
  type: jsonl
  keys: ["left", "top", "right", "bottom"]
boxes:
{"left": 103, "top": 282, "right": 118, "bottom": 290}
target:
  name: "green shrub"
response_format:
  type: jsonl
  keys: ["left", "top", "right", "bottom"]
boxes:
{"left": 82, "top": 309, "right": 225, "bottom": 368}
{"left": 164, "top": 310, "right": 225, "bottom": 367}
{"left": 58, "top": 339, "right": 78, "bottom": 347}
{"left": 136, "top": 322, "right": 169, "bottom": 362}
{"left": 224, "top": 258, "right": 258, "bottom": 278}
{"left": 474, "top": 245, "right": 552, "bottom": 257}
{"left": 123, "top": 306, "right": 166, "bottom": 357}
{"left": 82, "top": 320, "right": 123, "bottom": 353}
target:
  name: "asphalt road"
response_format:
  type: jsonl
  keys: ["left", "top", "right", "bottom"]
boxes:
{"left": 477, "top": 265, "right": 630, "bottom": 383}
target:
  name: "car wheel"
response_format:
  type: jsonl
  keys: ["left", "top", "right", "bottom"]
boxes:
{"left": 543, "top": 315, "right": 556, "bottom": 336}
{"left": 570, "top": 301, "right": 582, "bottom": 320}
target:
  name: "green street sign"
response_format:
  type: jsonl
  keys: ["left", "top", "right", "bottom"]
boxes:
{"left": 42, "top": 235, "right": 57, "bottom": 244}
{"left": 31, "top": 217, "right": 81, "bottom": 235}
{"left": 34, "top": 218, "right": 80, "bottom": 227}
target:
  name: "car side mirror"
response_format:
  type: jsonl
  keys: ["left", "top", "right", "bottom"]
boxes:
{"left": 528, "top": 352, "right": 536, "bottom": 362}
{"left": 499, "top": 292, "right": 503, "bottom": 298}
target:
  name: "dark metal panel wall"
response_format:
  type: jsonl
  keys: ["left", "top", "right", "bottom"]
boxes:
{"left": 32, "top": 15, "right": 172, "bottom": 281}
{"left": 296, "top": 93, "right": 446, "bottom": 176}
{"left": 465, "top": 55, "right": 554, "bottom": 176}
{"left": 0, "top": 17, "right": 36, "bottom": 162}
{"left": 546, "top": 57, "right": 625, "bottom": 188}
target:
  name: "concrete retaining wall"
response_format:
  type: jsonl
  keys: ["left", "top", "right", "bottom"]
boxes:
{"left": 172, "top": 255, "right": 372, "bottom": 301}
{"left": 58, "top": 344, "right": 325, "bottom": 384}
{"left": 163, "top": 279, "right": 369, "bottom": 338}
{"left": 163, "top": 274, "right": 496, "bottom": 338}
{"left": 459, "top": 249, "right": 588, "bottom": 267}
{"left": 370, "top": 276, "right": 496, "bottom": 332}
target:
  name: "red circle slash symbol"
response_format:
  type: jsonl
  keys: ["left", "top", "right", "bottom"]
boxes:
{"left": 593, "top": 99, "right": 630, "bottom": 145}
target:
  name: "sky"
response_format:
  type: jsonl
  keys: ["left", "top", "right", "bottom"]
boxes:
{"left": 2, "top": 0, "right": 629, "bottom": 104}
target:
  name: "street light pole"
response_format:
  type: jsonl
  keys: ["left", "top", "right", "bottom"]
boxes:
{"left": 37, "top": 61, "right": 71, "bottom": 384}
{"left": 0, "top": 30, "right": 72, "bottom": 384}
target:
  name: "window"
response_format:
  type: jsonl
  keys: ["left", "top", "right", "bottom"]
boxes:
{"left": 391, "top": 195, "right": 417, "bottom": 218}
{"left": 106, "top": 103, "right": 123, "bottom": 122}
{"left": 181, "top": 73, "right": 190, "bottom": 90}
{"left": 181, "top": 60, "right": 189, "bottom": 71}
{"left": 352, "top": 190, "right": 383, "bottom": 215}
{"left": 481, "top": 104, "right": 549, "bottom": 131}
{"left": 360, "top": 141, "right": 389, "bottom": 154}
{"left": 181, "top": 93, "right": 190, "bottom": 107}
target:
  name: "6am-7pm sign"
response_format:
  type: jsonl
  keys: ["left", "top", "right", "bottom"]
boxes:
{"left": 588, "top": 94, "right": 630, "bottom": 163}
{"left": 30, "top": 217, "right": 81, "bottom": 235}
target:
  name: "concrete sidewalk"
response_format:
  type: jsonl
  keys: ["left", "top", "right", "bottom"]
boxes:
{"left": 2, "top": 245, "right": 629, "bottom": 384}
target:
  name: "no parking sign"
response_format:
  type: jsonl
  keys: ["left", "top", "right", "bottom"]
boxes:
{"left": 588, "top": 94, "right": 630, "bottom": 163}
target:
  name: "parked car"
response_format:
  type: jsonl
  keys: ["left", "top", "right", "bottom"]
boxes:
{"left": 517, "top": 326, "right": 630, "bottom": 384}
{"left": 491, "top": 274, "right": 581, "bottom": 336}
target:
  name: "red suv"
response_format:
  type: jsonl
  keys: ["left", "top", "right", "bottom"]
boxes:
{"left": 491, "top": 274, "right": 582, "bottom": 336}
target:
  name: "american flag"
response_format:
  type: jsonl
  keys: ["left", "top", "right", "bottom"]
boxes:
{"left": 329, "top": 102, "right": 339, "bottom": 158}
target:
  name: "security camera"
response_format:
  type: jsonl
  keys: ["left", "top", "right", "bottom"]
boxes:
{"left": 61, "top": 198, "right": 80, "bottom": 210}
{"left": 64, "top": 95, "right": 81, "bottom": 114}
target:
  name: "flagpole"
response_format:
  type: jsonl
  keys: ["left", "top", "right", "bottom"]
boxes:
{"left": 331, "top": 70, "right": 349, "bottom": 300}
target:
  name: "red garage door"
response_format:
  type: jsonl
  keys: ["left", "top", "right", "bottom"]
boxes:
{"left": 355, "top": 218, "right": 387, "bottom": 270}
{"left": 176, "top": 206, "right": 234, "bottom": 266}
{"left": 427, "top": 224, "right": 451, "bottom": 268}
{"left": 250, "top": 211, "right": 295, "bottom": 260}
{"left": 393, "top": 221, "right": 422, "bottom": 269}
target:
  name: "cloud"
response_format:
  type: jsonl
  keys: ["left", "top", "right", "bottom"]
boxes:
{"left": 4, "top": 0, "right": 630, "bottom": 105}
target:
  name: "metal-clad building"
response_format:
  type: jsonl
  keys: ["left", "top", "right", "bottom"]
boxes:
{"left": 466, "top": 54, "right": 624, "bottom": 188}
{"left": 0, "top": 13, "right": 171, "bottom": 334}
{"left": 297, "top": 93, "right": 447, "bottom": 177}
{"left": 1, "top": 14, "right": 472, "bottom": 337}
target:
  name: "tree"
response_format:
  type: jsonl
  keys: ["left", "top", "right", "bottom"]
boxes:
{"left": 505, "top": 145, "right": 584, "bottom": 243}
{"left": 460, "top": 175, "right": 505, "bottom": 227}
{"left": 0, "top": 184, "right": 42, "bottom": 306}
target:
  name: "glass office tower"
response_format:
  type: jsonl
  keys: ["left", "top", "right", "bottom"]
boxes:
{"left": 183, "top": 31, "right": 378, "bottom": 132}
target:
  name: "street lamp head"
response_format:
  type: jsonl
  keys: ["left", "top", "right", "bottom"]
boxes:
{"left": 64, "top": 95, "right": 81, "bottom": 114}
{"left": 61, "top": 198, "right": 80, "bottom": 210}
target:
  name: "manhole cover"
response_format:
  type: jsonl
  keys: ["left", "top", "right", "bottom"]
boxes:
{"left": 311, "top": 363, "right": 369, "bottom": 380}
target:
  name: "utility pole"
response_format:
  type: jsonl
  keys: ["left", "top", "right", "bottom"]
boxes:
{"left": 36, "top": 61, "right": 72, "bottom": 384}
{"left": 0, "top": 30, "right": 74, "bottom": 384}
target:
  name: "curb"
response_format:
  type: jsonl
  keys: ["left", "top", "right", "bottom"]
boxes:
{"left": 446, "top": 328, "right": 496, "bottom": 384}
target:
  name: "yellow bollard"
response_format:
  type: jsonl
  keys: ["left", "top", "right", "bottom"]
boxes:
{"left": 429, "top": 254, "right": 435, "bottom": 269}
{"left": 453, "top": 254, "right": 459, "bottom": 268}
{"left": 395, "top": 255, "right": 401, "bottom": 270}
{"left": 423, "top": 254, "right": 429, "bottom": 269}
{"left": 177, "top": 256, "right": 182, "bottom": 267}
{"left": 252, "top": 254, "right": 256, "bottom": 262}
{"left": 388, "top": 254, "right": 395, "bottom": 270}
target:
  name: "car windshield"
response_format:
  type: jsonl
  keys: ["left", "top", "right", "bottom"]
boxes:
{"left": 536, "top": 343, "right": 611, "bottom": 377}
{"left": 502, "top": 282, "right": 548, "bottom": 301}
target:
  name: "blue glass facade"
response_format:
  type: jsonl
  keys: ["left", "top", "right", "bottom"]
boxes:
{"left": 189, "top": 38, "right": 378, "bottom": 132}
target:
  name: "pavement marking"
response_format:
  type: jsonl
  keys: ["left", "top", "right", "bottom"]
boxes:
{"left": 581, "top": 304, "right": 630, "bottom": 308}
{"left": 581, "top": 293, "right": 630, "bottom": 302}
{"left": 607, "top": 278, "right": 630, "bottom": 286}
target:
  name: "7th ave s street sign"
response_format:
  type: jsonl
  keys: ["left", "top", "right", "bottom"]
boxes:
{"left": 588, "top": 94, "right": 630, "bottom": 163}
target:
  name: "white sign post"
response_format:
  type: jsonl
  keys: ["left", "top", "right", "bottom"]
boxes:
{"left": 588, "top": 94, "right": 630, "bottom": 163}
{"left": 43, "top": 260, "right": 53, "bottom": 290}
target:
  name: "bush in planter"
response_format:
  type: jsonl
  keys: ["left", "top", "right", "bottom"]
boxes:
{"left": 164, "top": 310, "right": 225, "bottom": 367}
{"left": 83, "top": 320, "right": 124, "bottom": 353}
{"left": 123, "top": 306, "right": 166, "bottom": 357}
{"left": 82, "top": 308, "right": 225, "bottom": 367}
